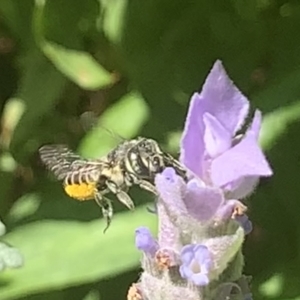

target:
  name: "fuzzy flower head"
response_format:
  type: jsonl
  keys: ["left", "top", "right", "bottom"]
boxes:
{"left": 132, "top": 61, "right": 272, "bottom": 300}
{"left": 135, "top": 227, "right": 158, "bottom": 257}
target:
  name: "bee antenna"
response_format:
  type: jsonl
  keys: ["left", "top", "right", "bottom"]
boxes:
{"left": 99, "top": 124, "right": 125, "bottom": 142}
{"left": 80, "top": 111, "right": 125, "bottom": 142}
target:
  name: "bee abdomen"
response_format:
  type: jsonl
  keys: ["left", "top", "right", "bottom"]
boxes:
{"left": 64, "top": 168, "right": 101, "bottom": 185}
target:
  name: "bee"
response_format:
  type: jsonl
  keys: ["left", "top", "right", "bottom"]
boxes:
{"left": 39, "top": 137, "right": 186, "bottom": 232}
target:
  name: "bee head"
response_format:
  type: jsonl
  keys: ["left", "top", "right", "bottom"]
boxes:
{"left": 135, "top": 137, "right": 161, "bottom": 154}
{"left": 134, "top": 138, "right": 187, "bottom": 181}
{"left": 125, "top": 138, "right": 165, "bottom": 180}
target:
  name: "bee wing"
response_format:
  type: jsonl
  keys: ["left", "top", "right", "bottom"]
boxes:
{"left": 39, "top": 144, "right": 107, "bottom": 182}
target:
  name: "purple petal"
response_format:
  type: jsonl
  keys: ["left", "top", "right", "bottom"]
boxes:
{"left": 194, "top": 245, "right": 213, "bottom": 271}
{"left": 225, "top": 176, "right": 259, "bottom": 199}
{"left": 211, "top": 130, "right": 273, "bottom": 187}
{"left": 135, "top": 227, "right": 158, "bottom": 256}
{"left": 203, "top": 113, "right": 232, "bottom": 158}
{"left": 197, "top": 60, "right": 250, "bottom": 136}
{"left": 179, "top": 263, "right": 194, "bottom": 281}
{"left": 161, "top": 167, "right": 177, "bottom": 182}
{"left": 191, "top": 273, "right": 210, "bottom": 286}
{"left": 184, "top": 181, "right": 224, "bottom": 221}
{"left": 220, "top": 110, "right": 268, "bottom": 196}
{"left": 180, "top": 93, "right": 205, "bottom": 178}
{"left": 180, "top": 244, "right": 195, "bottom": 264}
{"left": 179, "top": 245, "right": 196, "bottom": 279}
{"left": 180, "top": 61, "right": 250, "bottom": 178}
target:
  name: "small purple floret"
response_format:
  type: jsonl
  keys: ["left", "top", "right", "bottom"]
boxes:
{"left": 179, "top": 244, "right": 213, "bottom": 286}
{"left": 162, "top": 167, "right": 177, "bottom": 182}
{"left": 235, "top": 214, "right": 253, "bottom": 235}
{"left": 135, "top": 227, "right": 158, "bottom": 256}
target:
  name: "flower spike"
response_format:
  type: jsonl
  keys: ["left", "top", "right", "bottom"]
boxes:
{"left": 132, "top": 60, "right": 272, "bottom": 300}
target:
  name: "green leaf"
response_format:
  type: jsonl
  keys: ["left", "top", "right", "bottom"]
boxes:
{"left": 260, "top": 101, "right": 300, "bottom": 150}
{"left": 34, "top": 0, "right": 114, "bottom": 90}
{"left": 41, "top": 41, "right": 115, "bottom": 90}
{"left": 78, "top": 92, "right": 149, "bottom": 158}
{"left": 0, "top": 206, "right": 156, "bottom": 299}
{"left": 0, "top": 220, "right": 5, "bottom": 237}
{"left": 0, "top": 243, "right": 24, "bottom": 271}
{"left": 120, "top": 0, "right": 266, "bottom": 138}
{"left": 0, "top": 0, "right": 34, "bottom": 47}
{"left": 0, "top": 221, "right": 23, "bottom": 273}
{"left": 8, "top": 193, "right": 41, "bottom": 223}
{"left": 0, "top": 98, "right": 26, "bottom": 149}
{"left": 8, "top": 50, "right": 66, "bottom": 161}
{"left": 83, "top": 290, "right": 100, "bottom": 300}
{"left": 0, "top": 170, "right": 15, "bottom": 216}
{"left": 100, "top": 0, "right": 127, "bottom": 44}
{"left": 255, "top": 261, "right": 300, "bottom": 299}
{"left": 259, "top": 273, "right": 284, "bottom": 298}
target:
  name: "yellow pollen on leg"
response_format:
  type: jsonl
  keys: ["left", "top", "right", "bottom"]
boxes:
{"left": 64, "top": 182, "right": 96, "bottom": 200}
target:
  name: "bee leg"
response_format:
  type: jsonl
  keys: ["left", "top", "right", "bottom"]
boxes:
{"left": 106, "top": 180, "right": 135, "bottom": 210}
{"left": 94, "top": 192, "right": 113, "bottom": 233}
{"left": 116, "top": 191, "right": 135, "bottom": 210}
{"left": 138, "top": 180, "right": 158, "bottom": 195}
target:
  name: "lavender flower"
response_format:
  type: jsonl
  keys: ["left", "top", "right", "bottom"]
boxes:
{"left": 179, "top": 244, "right": 213, "bottom": 286}
{"left": 235, "top": 214, "right": 253, "bottom": 235}
{"left": 130, "top": 61, "right": 272, "bottom": 300}
{"left": 135, "top": 227, "right": 158, "bottom": 256}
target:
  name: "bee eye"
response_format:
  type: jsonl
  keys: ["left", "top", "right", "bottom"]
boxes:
{"left": 139, "top": 141, "right": 148, "bottom": 150}
{"left": 152, "top": 156, "right": 161, "bottom": 166}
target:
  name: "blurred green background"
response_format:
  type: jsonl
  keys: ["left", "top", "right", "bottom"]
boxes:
{"left": 0, "top": 0, "right": 299, "bottom": 299}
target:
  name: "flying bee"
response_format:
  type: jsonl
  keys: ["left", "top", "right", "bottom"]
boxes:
{"left": 39, "top": 137, "right": 187, "bottom": 232}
